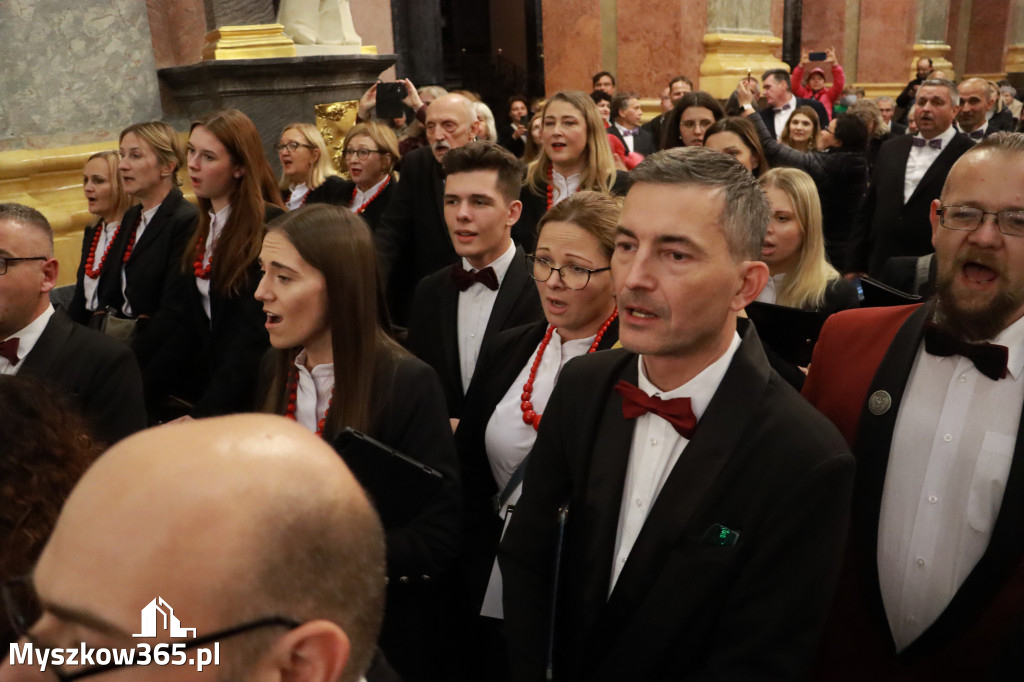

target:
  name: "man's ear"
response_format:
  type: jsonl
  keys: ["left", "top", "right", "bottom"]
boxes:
{"left": 265, "top": 620, "right": 350, "bottom": 682}
{"left": 40, "top": 257, "right": 58, "bottom": 294}
{"left": 732, "top": 259, "right": 769, "bottom": 312}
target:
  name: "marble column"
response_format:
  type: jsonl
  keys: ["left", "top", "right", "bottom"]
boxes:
{"left": 912, "top": 0, "right": 953, "bottom": 80}
{"left": 699, "top": 0, "right": 788, "bottom": 99}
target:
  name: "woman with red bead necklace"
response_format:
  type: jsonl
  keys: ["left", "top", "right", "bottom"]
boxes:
{"left": 453, "top": 191, "right": 619, "bottom": 673}
{"left": 178, "top": 109, "right": 284, "bottom": 418}
{"left": 337, "top": 121, "right": 400, "bottom": 233}
{"left": 68, "top": 150, "right": 131, "bottom": 325}
{"left": 255, "top": 204, "right": 459, "bottom": 682}
{"left": 276, "top": 122, "right": 348, "bottom": 210}
{"left": 515, "top": 91, "right": 628, "bottom": 252}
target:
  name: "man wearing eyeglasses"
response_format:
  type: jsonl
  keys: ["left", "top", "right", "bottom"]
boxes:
{"left": 0, "top": 203, "right": 145, "bottom": 443}
{"left": 407, "top": 142, "right": 542, "bottom": 420}
{"left": 0, "top": 414, "right": 387, "bottom": 682}
{"left": 804, "top": 133, "right": 1024, "bottom": 679}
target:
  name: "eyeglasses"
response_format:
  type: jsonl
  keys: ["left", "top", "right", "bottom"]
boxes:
{"left": 938, "top": 205, "right": 1024, "bottom": 237}
{"left": 526, "top": 254, "right": 610, "bottom": 290}
{"left": 273, "top": 141, "right": 314, "bottom": 152}
{"left": 2, "top": 575, "right": 301, "bottom": 681}
{"left": 0, "top": 256, "right": 46, "bottom": 275}
{"left": 343, "top": 149, "right": 384, "bottom": 160}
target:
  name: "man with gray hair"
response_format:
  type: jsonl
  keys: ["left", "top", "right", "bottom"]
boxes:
{"left": 876, "top": 95, "right": 907, "bottom": 135}
{"left": 500, "top": 147, "right": 855, "bottom": 681}
{"left": 0, "top": 202, "right": 145, "bottom": 442}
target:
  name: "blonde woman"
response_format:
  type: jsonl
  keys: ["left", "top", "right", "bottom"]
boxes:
{"left": 338, "top": 121, "right": 400, "bottom": 233}
{"left": 276, "top": 122, "right": 347, "bottom": 210}
{"left": 755, "top": 168, "right": 858, "bottom": 315}
{"left": 516, "top": 90, "right": 627, "bottom": 251}
{"left": 474, "top": 101, "right": 498, "bottom": 143}
{"left": 779, "top": 105, "right": 821, "bottom": 153}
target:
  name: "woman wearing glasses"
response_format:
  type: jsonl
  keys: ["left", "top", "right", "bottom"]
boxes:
{"left": 453, "top": 191, "right": 619, "bottom": 675}
{"left": 276, "top": 123, "right": 347, "bottom": 210}
{"left": 337, "top": 122, "right": 400, "bottom": 233}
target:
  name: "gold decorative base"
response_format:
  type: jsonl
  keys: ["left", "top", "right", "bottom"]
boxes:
{"left": 854, "top": 83, "right": 907, "bottom": 99}
{"left": 202, "top": 24, "right": 297, "bottom": 60}
{"left": 315, "top": 100, "right": 360, "bottom": 173}
{"left": 912, "top": 43, "right": 954, "bottom": 81}
{"left": 1006, "top": 44, "right": 1024, "bottom": 74}
{"left": 699, "top": 33, "right": 787, "bottom": 100}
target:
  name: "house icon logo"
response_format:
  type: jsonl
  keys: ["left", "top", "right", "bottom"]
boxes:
{"left": 133, "top": 597, "right": 197, "bottom": 638}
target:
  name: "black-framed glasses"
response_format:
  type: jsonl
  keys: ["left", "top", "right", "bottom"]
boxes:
{"left": 938, "top": 205, "right": 1024, "bottom": 237}
{"left": 273, "top": 141, "right": 314, "bottom": 152}
{"left": 3, "top": 576, "right": 301, "bottom": 681}
{"left": 343, "top": 148, "right": 383, "bottom": 160}
{"left": 526, "top": 254, "right": 610, "bottom": 291}
{"left": 0, "top": 256, "right": 46, "bottom": 275}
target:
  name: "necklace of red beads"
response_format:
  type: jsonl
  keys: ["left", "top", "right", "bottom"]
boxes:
{"left": 284, "top": 364, "right": 332, "bottom": 436}
{"left": 521, "top": 309, "right": 618, "bottom": 431}
{"left": 193, "top": 234, "right": 214, "bottom": 279}
{"left": 350, "top": 176, "right": 391, "bottom": 214}
{"left": 84, "top": 212, "right": 141, "bottom": 279}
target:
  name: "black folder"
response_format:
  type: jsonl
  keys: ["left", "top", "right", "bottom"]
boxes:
{"left": 746, "top": 302, "right": 829, "bottom": 367}
{"left": 331, "top": 427, "right": 445, "bottom": 527}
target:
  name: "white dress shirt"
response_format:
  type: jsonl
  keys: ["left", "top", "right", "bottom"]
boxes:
{"left": 121, "top": 204, "right": 160, "bottom": 316}
{"left": 904, "top": 125, "right": 958, "bottom": 203}
{"left": 485, "top": 328, "right": 596, "bottom": 503}
{"left": 772, "top": 94, "right": 797, "bottom": 139}
{"left": 458, "top": 240, "right": 516, "bottom": 392}
{"left": 286, "top": 183, "right": 309, "bottom": 211}
{"left": 0, "top": 305, "right": 55, "bottom": 375}
{"left": 83, "top": 220, "right": 120, "bottom": 312}
{"left": 879, "top": 314, "right": 1024, "bottom": 650}
{"left": 610, "top": 333, "right": 741, "bottom": 593}
{"left": 351, "top": 176, "right": 389, "bottom": 213}
{"left": 614, "top": 122, "right": 636, "bottom": 153}
{"left": 754, "top": 274, "right": 787, "bottom": 305}
{"left": 197, "top": 205, "right": 231, "bottom": 321}
{"left": 550, "top": 170, "right": 581, "bottom": 207}
{"left": 291, "top": 349, "right": 335, "bottom": 433}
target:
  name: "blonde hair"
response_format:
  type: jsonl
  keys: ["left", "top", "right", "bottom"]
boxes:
{"left": 84, "top": 150, "right": 131, "bottom": 226}
{"left": 342, "top": 122, "right": 400, "bottom": 177}
{"left": 119, "top": 121, "right": 187, "bottom": 188}
{"left": 474, "top": 101, "right": 498, "bottom": 142}
{"left": 779, "top": 106, "right": 821, "bottom": 151}
{"left": 278, "top": 123, "right": 338, "bottom": 191}
{"left": 525, "top": 90, "right": 618, "bottom": 197}
{"left": 758, "top": 167, "right": 840, "bottom": 310}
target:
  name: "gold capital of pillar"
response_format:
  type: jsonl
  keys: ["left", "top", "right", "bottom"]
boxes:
{"left": 699, "top": 33, "right": 787, "bottom": 100}
{"left": 202, "top": 24, "right": 297, "bottom": 60}
{"left": 912, "top": 43, "right": 954, "bottom": 81}
{"left": 1007, "top": 44, "right": 1024, "bottom": 73}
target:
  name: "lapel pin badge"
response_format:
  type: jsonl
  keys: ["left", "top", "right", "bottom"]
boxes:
{"left": 868, "top": 390, "right": 892, "bottom": 416}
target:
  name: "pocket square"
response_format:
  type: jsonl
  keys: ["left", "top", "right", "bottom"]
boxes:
{"left": 701, "top": 523, "right": 740, "bottom": 547}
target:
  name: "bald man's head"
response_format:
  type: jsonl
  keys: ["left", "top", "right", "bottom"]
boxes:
{"left": 425, "top": 94, "right": 481, "bottom": 163}
{"left": 22, "top": 415, "right": 385, "bottom": 682}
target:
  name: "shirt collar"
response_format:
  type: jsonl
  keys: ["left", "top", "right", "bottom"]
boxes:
{"left": 353, "top": 175, "right": 389, "bottom": 204}
{"left": 636, "top": 331, "right": 742, "bottom": 421}
{"left": 294, "top": 349, "right": 335, "bottom": 379}
{"left": 461, "top": 239, "right": 516, "bottom": 285}
{"left": 916, "top": 124, "right": 957, "bottom": 149}
{"left": 3, "top": 304, "right": 55, "bottom": 363}
{"left": 993, "top": 313, "right": 1024, "bottom": 380}
{"left": 142, "top": 203, "right": 160, "bottom": 227}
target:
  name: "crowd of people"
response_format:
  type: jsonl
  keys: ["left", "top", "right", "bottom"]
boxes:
{"left": 2, "top": 53, "right": 1024, "bottom": 682}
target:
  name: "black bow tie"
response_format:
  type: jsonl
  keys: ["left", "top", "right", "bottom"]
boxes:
{"left": 0, "top": 337, "right": 19, "bottom": 365}
{"left": 450, "top": 264, "right": 499, "bottom": 291}
{"left": 923, "top": 322, "right": 1009, "bottom": 380}
{"left": 969, "top": 129, "right": 985, "bottom": 140}
{"left": 773, "top": 102, "right": 792, "bottom": 113}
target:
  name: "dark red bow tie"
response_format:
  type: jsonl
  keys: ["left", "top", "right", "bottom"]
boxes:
{"left": 450, "top": 264, "right": 499, "bottom": 291}
{"left": 0, "top": 337, "right": 20, "bottom": 366}
{"left": 924, "top": 322, "right": 1008, "bottom": 380}
{"left": 615, "top": 380, "right": 697, "bottom": 438}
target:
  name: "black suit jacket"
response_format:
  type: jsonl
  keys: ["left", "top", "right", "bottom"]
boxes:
{"left": 606, "top": 123, "right": 656, "bottom": 157}
{"left": 333, "top": 176, "right": 397, "bottom": 234}
{"left": 515, "top": 170, "right": 631, "bottom": 253}
{"left": 19, "top": 310, "right": 147, "bottom": 444}
{"left": 498, "top": 122, "right": 527, "bottom": 158}
{"left": 375, "top": 145, "right": 453, "bottom": 326}
{"left": 641, "top": 113, "right": 667, "bottom": 152}
{"left": 104, "top": 188, "right": 198, "bottom": 404}
{"left": 500, "top": 322, "right": 854, "bottom": 682}
{"left": 987, "top": 109, "right": 1015, "bottom": 135}
{"left": 847, "top": 131, "right": 973, "bottom": 275}
{"left": 757, "top": 97, "right": 831, "bottom": 138}
{"left": 406, "top": 244, "right": 544, "bottom": 418}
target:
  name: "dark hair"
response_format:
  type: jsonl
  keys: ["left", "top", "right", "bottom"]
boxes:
{"left": 507, "top": 94, "right": 529, "bottom": 111}
{"left": 592, "top": 71, "right": 616, "bottom": 87}
{"left": 184, "top": 109, "right": 285, "bottom": 297}
{"left": 761, "top": 68, "right": 792, "bottom": 90}
{"left": 589, "top": 89, "right": 612, "bottom": 105}
{"left": 610, "top": 92, "right": 638, "bottom": 122}
{"left": 831, "top": 113, "right": 869, "bottom": 153}
{"left": 669, "top": 75, "right": 694, "bottom": 90}
{"left": 442, "top": 141, "right": 526, "bottom": 203}
{"left": 704, "top": 116, "right": 771, "bottom": 178}
{"left": 630, "top": 147, "right": 770, "bottom": 261}
{"left": 0, "top": 375, "right": 102, "bottom": 645}
{"left": 661, "top": 91, "right": 725, "bottom": 149}
{"left": 261, "top": 204, "right": 402, "bottom": 437}
{"left": 0, "top": 203, "right": 53, "bottom": 251}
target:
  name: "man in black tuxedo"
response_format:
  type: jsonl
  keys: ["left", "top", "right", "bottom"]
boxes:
{"left": 375, "top": 93, "right": 481, "bottom": 326}
{"left": 500, "top": 147, "right": 854, "bottom": 681}
{"left": 957, "top": 77, "right": 1014, "bottom": 141}
{"left": 0, "top": 203, "right": 146, "bottom": 443}
{"left": 407, "top": 142, "right": 543, "bottom": 419}
{"left": 877, "top": 96, "right": 908, "bottom": 135}
{"left": 607, "top": 93, "right": 656, "bottom": 157}
{"left": 847, "top": 79, "right": 974, "bottom": 277}
{"left": 758, "top": 68, "right": 830, "bottom": 138}
{"left": 642, "top": 76, "right": 692, "bottom": 151}
{"left": 895, "top": 57, "right": 935, "bottom": 123}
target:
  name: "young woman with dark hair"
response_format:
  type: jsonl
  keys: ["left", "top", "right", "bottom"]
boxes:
{"left": 704, "top": 116, "right": 771, "bottom": 178}
{"left": 661, "top": 91, "right": 725, "bottom": 149}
